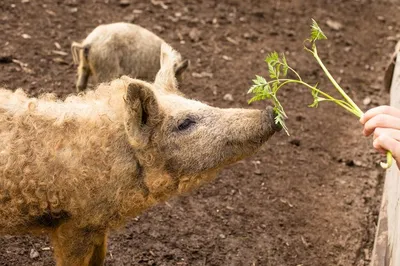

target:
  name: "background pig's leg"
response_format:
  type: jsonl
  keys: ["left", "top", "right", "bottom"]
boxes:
{"left": 76, "top": 66, "right": 90, "bottom": 92}
{"left": 50, "top": 222, "right": 107, "bottom": 266}
{"left": 76, "top": 46, "right": 91, "bottom": 92}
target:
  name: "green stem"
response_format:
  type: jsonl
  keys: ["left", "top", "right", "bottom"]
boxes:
{"left": 312, "top": 47, "right": 364, "bottom": 117}
{"left": 311, "top": 44, "right": 392, "bottom": 169}
{"left": 274, "top": 79, "right": 360, "bottom": 116}
{"left": 287, "top": 66, "right": 303, "bottom": 81}
{"left": 380, "top": 151, "right": 393, "bottom": 169}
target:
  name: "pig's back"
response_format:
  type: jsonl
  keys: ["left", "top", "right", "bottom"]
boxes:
{"left": 84, "top": 23, "right": 163, "bottom": 83}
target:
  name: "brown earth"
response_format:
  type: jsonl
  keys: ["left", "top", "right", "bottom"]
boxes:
{"left": 1, "top": 0, "right": 400, "bottom": 265}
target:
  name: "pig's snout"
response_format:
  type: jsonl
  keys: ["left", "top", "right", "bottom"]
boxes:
{"left": 264, "top": 106, "right": 283, "bottom": 133}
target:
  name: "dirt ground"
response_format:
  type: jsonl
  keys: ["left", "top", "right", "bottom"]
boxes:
{"left": 1, "top": 0, "right": 400, "bottom": 265}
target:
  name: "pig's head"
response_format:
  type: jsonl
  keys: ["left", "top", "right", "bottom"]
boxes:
{"left": 123, "top": 43, "right": 280, "bottom": 195}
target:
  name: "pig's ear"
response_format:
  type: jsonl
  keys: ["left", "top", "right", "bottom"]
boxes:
{"left": 123, "top": 82, "right": 160, "bottom": 148}
{"left": 174, "top": 59, "right": 189, "bottom": 78}
{"left": 154, "top": 43, "right": 182, "bottom": 93}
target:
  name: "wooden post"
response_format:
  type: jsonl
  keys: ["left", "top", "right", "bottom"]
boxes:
{"left": 371, "top": 43, "right": 400, "bottom": 266}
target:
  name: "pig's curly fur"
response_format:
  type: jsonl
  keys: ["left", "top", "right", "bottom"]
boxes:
{"left": 0, "top": 78, "right": 156, "bottom": 233}
{"left": 0, "top": 43, "right": 277, "bottom": 265}
{"left": 0, "top": 44, "right": 199, "bottom": 236}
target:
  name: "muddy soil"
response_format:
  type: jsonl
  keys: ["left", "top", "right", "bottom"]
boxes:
{"left": 0, "top": 0, "right": 399, "bottom": 265}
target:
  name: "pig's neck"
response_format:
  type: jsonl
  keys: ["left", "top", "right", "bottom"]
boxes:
{"left": 110, "top": 131, "right": 219, "bottom": 221}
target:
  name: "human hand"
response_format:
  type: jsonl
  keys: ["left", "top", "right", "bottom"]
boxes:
{"left": 360, "top": 105, "right": 400, "bottom": 168}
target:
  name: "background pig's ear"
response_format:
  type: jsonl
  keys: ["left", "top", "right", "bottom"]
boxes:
{"left": 154, "top": 43, "right": 182, "bottom": 93}
{"left": 123, "top": 82, "right": 160, "bottom": 148}
{"left": 174, "top": 59, "right": 189, "bottom": 80}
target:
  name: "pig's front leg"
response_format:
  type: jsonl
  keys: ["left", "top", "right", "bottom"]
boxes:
{"left": 50, "top": 222, "right": 108, "bottom": 266}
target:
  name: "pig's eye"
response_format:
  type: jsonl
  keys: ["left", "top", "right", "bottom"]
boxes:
{"left": 177, "top": 118, "right": 196, "bottom": 131}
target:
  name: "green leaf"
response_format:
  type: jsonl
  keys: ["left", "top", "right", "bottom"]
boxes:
{"left": 263, "top": 83, "right": 272, "bottom": 95}
{"left": 309, "top": 99, "right": 319, "bottom": 108}
{"left": 309, "top": 84, "right": 322, "bottom": 108}
{"left": 281, "top": 53, "right": 288, "bottom": 77}
{"left": 256, "top": 75, "right": 267, "bottom": 85}
{"left": 272, "top": 82, "right": 279, "bottom": 94}
{"left": 265, "top": 52, "right": 279, "bottom": 66}
{"left": 268, "top": 63, "right": 277, "bottom": 79}
{"left": 273, "top": 108, "right": 289, "bottom": 136}
{"left": 248, "top": 93, "right": 268, "bottom": 104}
{"left": 247, "top": 84, "right": 258, "bottom": 94}
{"left": 310, "top": 19, "right": 327, "bottom": 42}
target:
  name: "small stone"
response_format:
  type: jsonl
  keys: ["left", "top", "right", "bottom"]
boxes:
{"left": 253, "top": 168, "right": 262, "bottom": 175}
{"left": 344, "top": 46, "right": 351, "bottom": 52}
{"left": 21, "top": 0, "right": 30, "bottom": 3}
{"left": 69, "top": 7, "right": 78, "bottom": 13}
{"left": 219, "top": 234, "right": 226, "bottom": 239}
{"left": 345, "top": 159, "right": 363, "bottom": 167}
{"left": 54, "top": 42, "right": 61, "bottom": 50}
{"left": 363, "top": 97, "right": 371, "bottom": 106}
{"left": 223, "top": 93, "right": 234, "bottom": 102}
{"left": 191, "top": 72, "right": 213, "bottom": 78}
{"left": 345, "top": 198, "right": 354, "bottom": 205}
{"left": 151, "top": 0, "right": 168, "bottom": 9}
{"left": 53, "top": 57, "right": 68, "bottom": 65}
{"left": 153, "top": 25, "right": 164, "bottom": 33}
{"left": 119, "top": 0, "right": 131, "bottom": 7}
{"left": 226, "top": 36, "right": 238, "bottom": 45}
{"left": 353, "top": 160, "right": 363, "bottom": 167}
{"left": 52, "top": 50, "right": 68, "bottom": 56}
{"left": 123, "top": 14, "right": 135, "bottom": 23}
{"left": 22, "top": 34, "right": 32, "bottom": 39}
{"left": 30, "top": 248, "right": 39, "bottom": 259}
{"left": 252, "top": 160, "right": 262, "bottom": 175}
{"left": 211, "top": 85, "right": 218, "bottom": 95}
{"left": 326, "top": 19, "right": 343, "bottom": 31}
{"left": 188, "top": 28, "right": 201, "bottom": 42}
{"left": 222, "top": 55, "right": 232, "bottom": 61}
{"left": 243, "top": 32, "right": 257, "bottom": 41}
{"left": 377, "top": 16, "right": 385, "bottom": 22}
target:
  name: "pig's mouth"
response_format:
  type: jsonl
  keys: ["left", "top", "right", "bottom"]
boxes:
{"left": 265, "top": 107, "right": 283, "bottom": 133}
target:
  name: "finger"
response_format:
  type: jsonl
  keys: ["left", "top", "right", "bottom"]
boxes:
{"left": 373, "top": 128, "right": 400, "bottom": 142}
{"left": 363, "top": 114, "right": 400, "bottom": 137}
{"left": 360, "top": 105, "right": 400, "bottom": 124}
{"left": 373, "top": 135, "right": 400, "bottom": 162}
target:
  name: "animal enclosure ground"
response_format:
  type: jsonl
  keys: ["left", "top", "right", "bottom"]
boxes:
{"left": 0, "top": 0, "right": 399, "bottom": 265}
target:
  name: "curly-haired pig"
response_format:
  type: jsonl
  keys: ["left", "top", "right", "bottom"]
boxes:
{"left": 71, "top": 22, "right": 189, "bottom": 92}
{"left": 0, "top": 43, "right": 280, "bottom": 266}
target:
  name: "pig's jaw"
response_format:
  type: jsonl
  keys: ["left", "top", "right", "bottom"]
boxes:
{"left": 129, "top": 166, "right": 219, "bottom": 208}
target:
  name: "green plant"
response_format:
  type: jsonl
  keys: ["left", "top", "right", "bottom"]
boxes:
{"left": 248, "top": 19, "right": 392, "bottom": 169}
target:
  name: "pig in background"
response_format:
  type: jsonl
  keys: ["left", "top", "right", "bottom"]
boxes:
{"left": 71, "top": 22, "right": 189, "bottom": 92}
{"left": 0, "top": 43, "right": 280, "bottom": 266}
